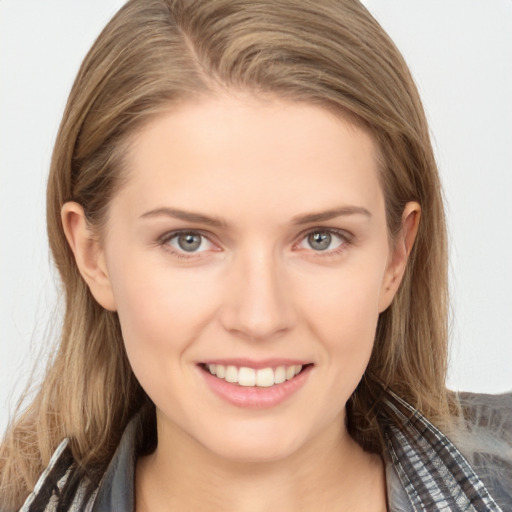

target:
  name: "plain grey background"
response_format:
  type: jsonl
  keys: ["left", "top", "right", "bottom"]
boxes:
{"left": 1, "top": 0, "right": 511, "bottom": 434}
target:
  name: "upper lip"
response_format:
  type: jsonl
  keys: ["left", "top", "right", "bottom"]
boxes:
{"left": 199, "top": 358, "right": 312, "bottom": 369}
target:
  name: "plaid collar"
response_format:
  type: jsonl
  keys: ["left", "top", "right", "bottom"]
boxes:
{"left": 380, "top": 389, "right": 502, "bottom": 511}
{"left": 20, "top": 390, "right": 505, "bottom": 511}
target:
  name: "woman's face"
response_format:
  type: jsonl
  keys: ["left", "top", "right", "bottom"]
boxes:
{"left": 92, "top": 95, "right": 409, "bottom": 462}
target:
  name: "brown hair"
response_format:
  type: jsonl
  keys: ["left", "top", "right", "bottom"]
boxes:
{"left": 0, "top": 0, "right": 453, "bottom": 508}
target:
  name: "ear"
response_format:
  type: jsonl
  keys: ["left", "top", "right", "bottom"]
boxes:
{"left": 378, "top": 201, "right": 421, "bottom": 312}
{"left": 61, "top": 202, "right": 117, "bottom": 311}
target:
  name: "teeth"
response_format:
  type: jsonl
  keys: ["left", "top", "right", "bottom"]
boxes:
{"left": 206, "top": 364, "right": 304, "bottom": 387}
{"left": 285, "top": 366, "right": 296, "bottom": 380}
{"left": 225, "top": 365, "right": 238, "bottom": 383}
{"left": 238, "top": 367, "right": 256, "bottom": 386}
{"left": 256, "top": 367, "right": 274, "bottom": 387}
{"left": 274, "top": 366, "right": 286, "bottom": 384}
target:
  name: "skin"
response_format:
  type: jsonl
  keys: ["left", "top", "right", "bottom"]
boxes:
{"left": 62, "top": 95, "right": 420, "bottom": 511}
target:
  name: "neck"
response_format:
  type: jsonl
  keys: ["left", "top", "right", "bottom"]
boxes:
{"left": 135, "top": 412, "right": 387, "bottom": 512}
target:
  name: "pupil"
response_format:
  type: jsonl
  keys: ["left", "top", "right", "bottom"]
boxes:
{"left": 308, "top": 232, "right": 331, "bottom": 251}
{"left": 178, "top": 233, "right": 201, "bottom": 252}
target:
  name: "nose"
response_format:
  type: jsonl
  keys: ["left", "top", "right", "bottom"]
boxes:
{"left": 219, "top": 246, "right": 296, "bottom": 341}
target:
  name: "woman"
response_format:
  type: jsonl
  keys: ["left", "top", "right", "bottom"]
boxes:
{"left": 1, "top": 0, "right": 511, "bottom": 510}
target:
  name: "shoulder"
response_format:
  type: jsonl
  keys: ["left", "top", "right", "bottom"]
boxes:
{"left": 380, "top": 387, "right": 512, "bottom": 510}
{"left": 17, "top": 409, "right": 147, "bottom": 512}
{"left": 455, "top": 391, "right": 512, "bottom": 457}
{"left": 16, "top": 439, "right": 97, "bottom": 512}
{"left": 458, "top": 388, "right": 512, "bottom": 410}
{"left": 458, "top": 391, "right": 512, "bottom": 430}
{"left": 453, "top": 391, "right": 512, "bottom": 509}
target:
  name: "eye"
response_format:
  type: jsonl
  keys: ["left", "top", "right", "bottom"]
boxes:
{"left": 165, "top": 231, "right": 214, "bottom": 253}
{"left": 298, "top": 229, "right": 346, "bottom": 252}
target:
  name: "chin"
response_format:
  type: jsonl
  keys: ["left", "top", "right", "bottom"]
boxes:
{"left": 194, "top": 420, "right": 307, "bottom": 464}
{"left": 210, "top": 439, "right": 300, "bottom": 464}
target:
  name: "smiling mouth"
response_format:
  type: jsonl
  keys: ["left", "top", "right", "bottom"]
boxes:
{"left": 200, "top": 363, "right": 311, "bottom": 388}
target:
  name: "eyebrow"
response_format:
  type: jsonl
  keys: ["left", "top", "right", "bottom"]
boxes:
{"left": 140, "top": 205, "right": 371, "bottom": 227}
{"left": 139, "top": 207, "right": 228, "bottom": 228}
{"left": 291, "top": 206, "right": 371, "bottom": 225}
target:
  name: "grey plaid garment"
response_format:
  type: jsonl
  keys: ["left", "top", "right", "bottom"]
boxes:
{"left": 17, "top": 439, "right": 98, "bottom": 512}
{"left": 380, "top": 389, "right": 503, "bottom": 511}
{"left": 16, "top": 390, "right": 510, "bottom": 512}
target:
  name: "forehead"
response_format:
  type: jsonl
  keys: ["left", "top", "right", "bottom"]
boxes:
{"left": 116, "top": 95, "right": 384, "bottom": 224}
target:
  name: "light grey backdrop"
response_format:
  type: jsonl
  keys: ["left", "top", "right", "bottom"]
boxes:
{"left": 1, "top": 1, "right": 511, "bottom": 434}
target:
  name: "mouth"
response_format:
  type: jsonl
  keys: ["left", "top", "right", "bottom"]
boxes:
{"left": 199, "top": 363, "right": 312, "bottom": 388}
{"left": 198, "top": 361, "right": 313, "bottom": 408}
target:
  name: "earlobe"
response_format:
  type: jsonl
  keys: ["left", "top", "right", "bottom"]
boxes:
{"left": 378, "top": 201, "right": 421, "bottom": 312}
{"left": 61, "top": 202, "right": 117, "bottom": 311}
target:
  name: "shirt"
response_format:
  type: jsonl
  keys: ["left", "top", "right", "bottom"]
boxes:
{"left": 16, "top": 389, "right": 512, "bottom": 511}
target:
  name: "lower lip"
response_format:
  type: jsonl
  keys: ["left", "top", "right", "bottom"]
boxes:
{"left": 199, "top": 365, "right": 312, "bottom": 409}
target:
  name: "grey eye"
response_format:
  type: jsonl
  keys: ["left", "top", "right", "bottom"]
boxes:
{"left": 165, "top": 231, "right": 215, "bottom": 255}
{"left": 168, "top": 232, "right": 208, "bottom": 252}
{"left": 298, "top": 230, "right": 345, "bottom": 253}
{"left": 307, "top": 232, "right": 332, "bottom": 251}
{"left": 177, "top": 233, "right": 202, "bottom": 252}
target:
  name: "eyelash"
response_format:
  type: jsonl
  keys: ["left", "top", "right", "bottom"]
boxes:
{"left": 157, "top": 228, "right": 352, "bottom": 260}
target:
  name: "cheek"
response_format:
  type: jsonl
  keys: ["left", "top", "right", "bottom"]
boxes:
{"left": 106, "top": 253, "right": 221, "bottom": 373}
{"left": 302, "top": 260, "right": 384, "bottom": 337}
{"left": 298, "top": 259, "right": 385, "bottom": 387}
{"left": 323, "top": 285, "right": 380, "bottom": 375}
